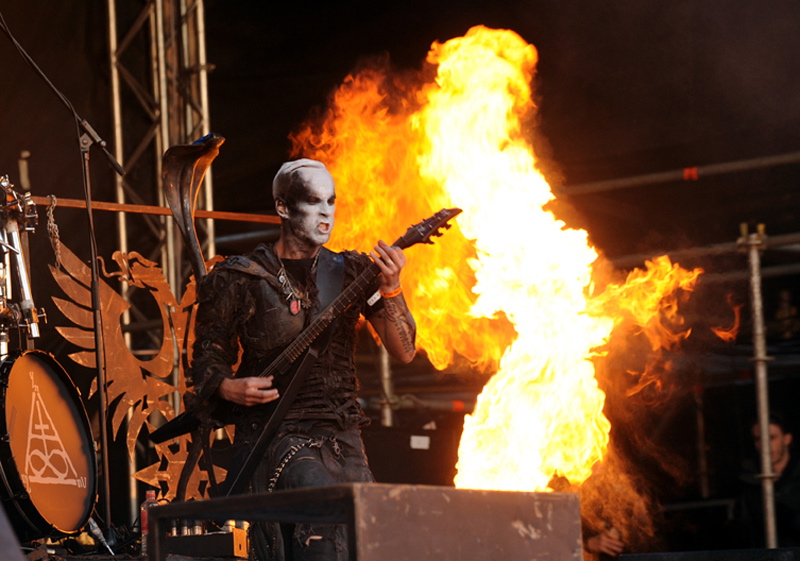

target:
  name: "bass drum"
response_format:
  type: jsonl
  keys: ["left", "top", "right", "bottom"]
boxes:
{"left": 0, "top": 350, "right": 97, "bottom": 542}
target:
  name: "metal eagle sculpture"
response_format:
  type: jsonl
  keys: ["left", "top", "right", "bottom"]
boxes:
{"left": 50, "top": 134, "right": 227, "bottom": 502}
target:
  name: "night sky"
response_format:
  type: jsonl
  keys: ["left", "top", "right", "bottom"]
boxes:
{"left": 200, "top": 0, "right": 800, "bottom": 258}
{"left": 2, "top": 1, "right": 800, "bottom": 256}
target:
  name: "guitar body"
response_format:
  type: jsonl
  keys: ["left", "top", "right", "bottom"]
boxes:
{"left": 220, "top": 345, "right": 321, "bottom": 496}
{"left": 150, "top": 345, "right": 295, "bottom": 444}
{"left": 149, "top": 408, "right": 202, "bottom": 443}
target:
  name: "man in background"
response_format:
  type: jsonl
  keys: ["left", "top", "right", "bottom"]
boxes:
{"left": 736, "top": 413, "right": 800, "bottom": 547}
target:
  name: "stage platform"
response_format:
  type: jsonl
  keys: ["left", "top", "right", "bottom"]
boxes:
{"left": 147, "top": 482, "right": 583, "bottom": 561}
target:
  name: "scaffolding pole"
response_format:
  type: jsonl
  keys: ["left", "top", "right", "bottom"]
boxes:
{"left": 561, "top": 150, "right": 800, "bottom": 196}
{"left": 739, "top": 224, "right": 778, "bottom": 549}
{"left": 106, "top": 0, "right": 213, "bottom": 528}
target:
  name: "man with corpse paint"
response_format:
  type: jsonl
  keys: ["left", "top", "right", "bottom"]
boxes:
{"left": 189, "top": 158, "right": 417, "bottom": 561}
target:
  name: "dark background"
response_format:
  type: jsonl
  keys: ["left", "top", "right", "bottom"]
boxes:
{"left": 2, "top": 0, "right": 800, "bottom": 552}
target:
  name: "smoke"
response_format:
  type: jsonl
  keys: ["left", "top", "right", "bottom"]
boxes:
{"left": 577, "top": 254, "right": 703, "bottom": 555}
{"left": 579, "top": 448, "right": 665, "bottom": 559}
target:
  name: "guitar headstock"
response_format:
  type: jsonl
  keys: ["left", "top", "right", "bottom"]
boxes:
{"left": 393, "top": 208, "right": 462, "bottom": 250}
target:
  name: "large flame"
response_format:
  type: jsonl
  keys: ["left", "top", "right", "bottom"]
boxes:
{"left": 290, "top": 26, "right": 701, "bottom": 499}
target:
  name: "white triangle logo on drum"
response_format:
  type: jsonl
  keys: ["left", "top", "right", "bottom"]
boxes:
{"left": 22, "top": 382, "right": 86, "bottom": 489}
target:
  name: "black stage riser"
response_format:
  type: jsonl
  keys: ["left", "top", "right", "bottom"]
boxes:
{"left": 147, "top": 483, "right": 584, "bottom": 561}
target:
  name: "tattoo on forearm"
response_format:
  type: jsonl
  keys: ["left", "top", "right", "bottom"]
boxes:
{"left": 383, "top": 296, "right": 416, "bottom": 355}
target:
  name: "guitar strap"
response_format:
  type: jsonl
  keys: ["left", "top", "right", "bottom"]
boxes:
{"left": 315, "top": 247, "right": 345, "bottom": 320}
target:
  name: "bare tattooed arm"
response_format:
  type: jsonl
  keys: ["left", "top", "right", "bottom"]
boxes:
{"left": 372, "top": 292, "right": 417, "bottom": 362}
{"left": 368, "top": 240, "right": 417, "bottom": 363}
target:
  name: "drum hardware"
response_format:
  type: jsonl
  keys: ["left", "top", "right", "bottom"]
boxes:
{"left": 0, "top": 176, "right": 97, "bottom": 544}
{"left": 87, "top": 517, "right": 114, "bottom": 555}
{"left": 0, "top": 175, "right": 46, "bottom": 346}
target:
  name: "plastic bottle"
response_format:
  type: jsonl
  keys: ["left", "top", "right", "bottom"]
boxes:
{"left": 140, "top": 489, "right": 159, "bottom": 556}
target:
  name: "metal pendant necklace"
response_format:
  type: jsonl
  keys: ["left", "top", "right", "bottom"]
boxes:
{"left": 274, "top": 249, "right": 319, "bottom": 315}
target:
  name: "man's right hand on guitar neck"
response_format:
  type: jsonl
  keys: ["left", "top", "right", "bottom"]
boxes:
{"left": 218, "top": 376, "right": 280, "bottom": 406}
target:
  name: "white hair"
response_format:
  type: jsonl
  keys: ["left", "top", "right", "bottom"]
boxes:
{"left": 271, "top": 158, "right": 331, "bottom": 201}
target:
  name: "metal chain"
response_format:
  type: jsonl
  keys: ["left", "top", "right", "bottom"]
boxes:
{"left": 46, "top": 195, "right": 62, "bottom": 270}
{"left": 266, "top": 441, "right": 311, "bottom": 493}
{"left": 258, "top": 436, "right": 331, "bottom": 558}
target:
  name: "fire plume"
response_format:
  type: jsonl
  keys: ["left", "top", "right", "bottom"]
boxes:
{"left": 711, "top": 293, "right": 742, "bottom": 343}
{"left": 290, "top": 25, "right": 701, "bottom": 500}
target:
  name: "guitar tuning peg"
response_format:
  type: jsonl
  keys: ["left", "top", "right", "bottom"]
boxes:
{"left": 444, "top": 223, "right": 452, "bottom": 229}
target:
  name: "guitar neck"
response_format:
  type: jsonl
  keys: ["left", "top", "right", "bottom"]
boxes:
{"left": 259, "top": 222, "right": 432, "bottom": 379}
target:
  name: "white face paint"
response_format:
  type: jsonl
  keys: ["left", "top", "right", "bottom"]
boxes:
{"left": 281, "top": 167, "right": 336, "bottom": 249}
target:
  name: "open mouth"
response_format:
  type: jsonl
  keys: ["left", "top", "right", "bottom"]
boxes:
{"left": 319, "top": 222, "right": 331, "bottom": 233}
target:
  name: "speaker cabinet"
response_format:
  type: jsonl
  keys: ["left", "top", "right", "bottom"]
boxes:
{"left": 362, "top": 425, "right": 460, "bottom": 485}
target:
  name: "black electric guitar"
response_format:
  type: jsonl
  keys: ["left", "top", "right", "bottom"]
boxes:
{"left": 150, "top": 208, "right": 462, "bottom": 467}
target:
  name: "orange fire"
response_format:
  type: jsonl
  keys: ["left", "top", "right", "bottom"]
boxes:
{"left": 290, "top": 25, "right": 701, "bottom": 497}
{"left": 711, "top": 293, "right": 742, "bottom": 343}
